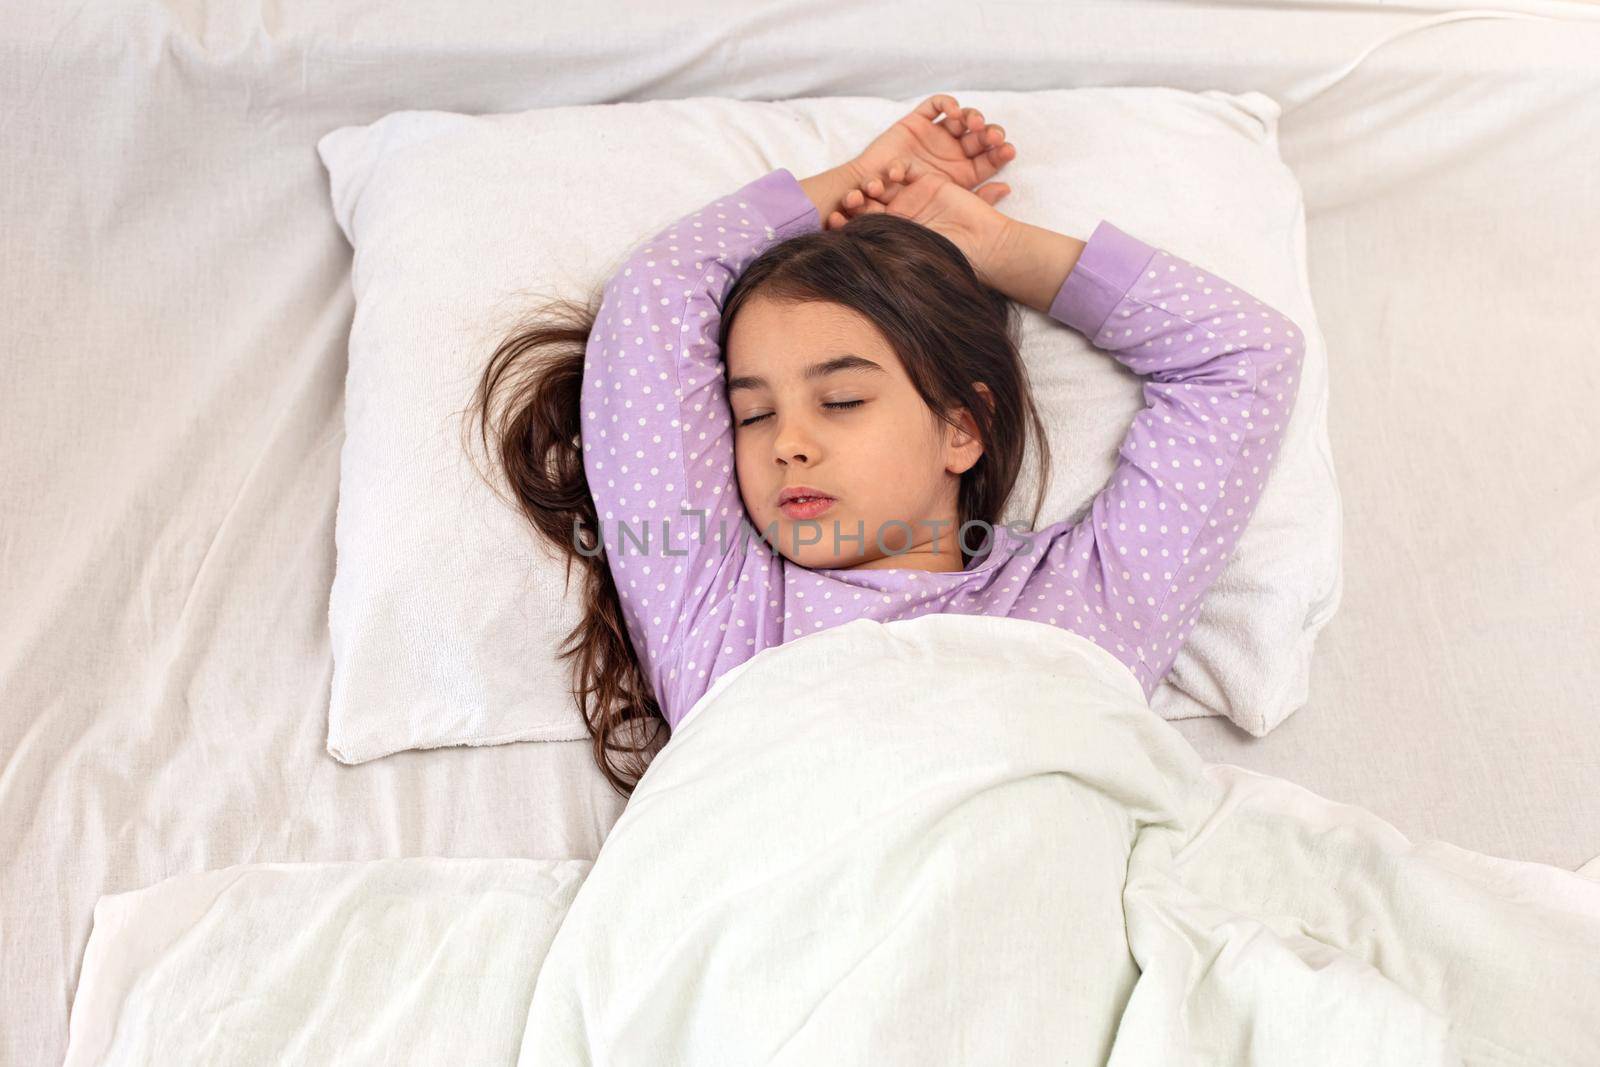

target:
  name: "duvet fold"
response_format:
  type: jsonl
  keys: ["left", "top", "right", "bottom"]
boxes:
{"left": 520, "top": 613, "right": 1600, "bottom": 1066}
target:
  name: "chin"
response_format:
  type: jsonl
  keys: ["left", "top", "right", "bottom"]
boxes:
{"left": 770, "top": 522, "right": 851, "bottom": 570}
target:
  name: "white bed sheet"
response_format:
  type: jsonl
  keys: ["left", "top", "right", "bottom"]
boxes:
{"left": 5, "top": 2, "right": 1599, "bottom": 1065}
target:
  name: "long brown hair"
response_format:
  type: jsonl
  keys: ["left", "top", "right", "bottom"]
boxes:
{"left": 467, "top": 211, "right": 1053, "bottom": 798}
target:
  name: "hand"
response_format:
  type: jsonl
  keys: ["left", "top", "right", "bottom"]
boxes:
{"left": 826, "top": 157, "right": 1015, "bottom": 285}
{"left": 849, "top": 93, "right": 1017, "bottom": 195}
{"left": 797, "top": 93, "right": 1014, "bottom": 243}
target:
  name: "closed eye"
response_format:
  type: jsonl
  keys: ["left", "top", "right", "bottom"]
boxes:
{"left": 737, "top": 399, "right": 865, "bottom": 428}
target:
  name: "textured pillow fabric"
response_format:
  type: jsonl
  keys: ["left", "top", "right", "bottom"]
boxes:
{"left": 315, "top": 87, "right": 1340, "bottom": 762}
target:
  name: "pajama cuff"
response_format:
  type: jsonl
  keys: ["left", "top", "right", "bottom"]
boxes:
{"left": 740, "top": 168, "right": 823, "bottom": 239}
{"left": 1048, "top": 220, "right": 1160, "bottom": 338}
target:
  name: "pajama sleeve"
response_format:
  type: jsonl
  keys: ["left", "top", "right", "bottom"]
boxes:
{"left": 1039, "top": 221, "right": 1306, "bottom": 696}
{"left": 580, "top": 168, "right": 819, "bottom": 707}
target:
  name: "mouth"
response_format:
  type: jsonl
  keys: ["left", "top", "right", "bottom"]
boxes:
{"left": 777, "top": 490, "right": 836, "bottom": 520}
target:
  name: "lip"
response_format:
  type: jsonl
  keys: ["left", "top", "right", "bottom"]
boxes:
{"left": 777, "top": 485, "right": 834, "bottom": 506}
{"left": 779, "top": 496, "right": 836, "bottom": 521}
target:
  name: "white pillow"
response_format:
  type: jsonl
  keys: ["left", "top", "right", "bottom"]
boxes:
{"left": 315, "top": 87, "right": 1340, "bottom": 761}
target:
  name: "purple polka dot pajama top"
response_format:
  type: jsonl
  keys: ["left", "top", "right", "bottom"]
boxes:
{"left": 581, "top": 167, "right": 1304, "bottom": 730}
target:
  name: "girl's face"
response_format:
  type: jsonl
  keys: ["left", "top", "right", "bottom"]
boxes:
{"left": 724, "top": 295, "right": 987, "bottom": 572}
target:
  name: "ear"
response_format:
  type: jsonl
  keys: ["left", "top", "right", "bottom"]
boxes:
{"left": 945, "top": 382, "right": 994, "bottom": 475}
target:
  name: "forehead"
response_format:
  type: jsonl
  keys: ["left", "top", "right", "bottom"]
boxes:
{"left": 725, "top": 295, "right": 899, "bottom": 374}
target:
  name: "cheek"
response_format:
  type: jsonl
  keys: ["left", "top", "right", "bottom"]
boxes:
{"left": 864, "top": 411, "right": 943, "bottom": 476}
{"left": 733, "top": 440, "right": 766, "bottom": 505}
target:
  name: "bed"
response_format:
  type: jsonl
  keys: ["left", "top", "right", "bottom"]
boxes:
{"left": 5, "top": 1, "right": 1599, "bottom": 1063}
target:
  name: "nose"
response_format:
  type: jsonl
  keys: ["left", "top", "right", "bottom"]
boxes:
{"left": 772, "top": 414, "right": 819, "bottom": 468}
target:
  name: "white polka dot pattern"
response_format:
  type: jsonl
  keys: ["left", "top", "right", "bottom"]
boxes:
{"left": 580, "top": 169, "right": 1304, "bottom": 729}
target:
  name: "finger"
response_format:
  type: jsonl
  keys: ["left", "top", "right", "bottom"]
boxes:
{"left": 851, "top": 191, "right": 889, "bottom": 214}
{"left": 913, "top": 93, "right": 960, "bottom": 125}
{"left": 827, "top": 210, "right": 847, "bottom": 229}
{"left": 973, "top": 123, "right": 1006, "bottom": 155}
{"left": 958, "top": 108, "right": 990, "bottom": 156}
{"left": 873, "top": 179, "right": 911, "bottom": 206}
{"left": 973, "top": 141, "right": 1016, "bottom": 182}
{"left": 863, "top": 159, "right": 911, "bottom": 201}
{"left": 895, "top": 156, "right": 931, "bottom": 195}
{"left": 869, "top": 159, "right": 920, "bottom": 203}
{"left": 848, "top": 190, "right": 879, "bottom": 212}
{"left": 975, "top": 181, "right": 1010, "bottom": 206}
{"left": 857, "top": 159, "right": 901, "bottom": 192}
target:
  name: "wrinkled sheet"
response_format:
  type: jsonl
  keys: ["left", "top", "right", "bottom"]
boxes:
{"left": 60, "top": 859, "right": 589, "bottom": 1067}
{"left": 523, "top": 615, "right": 1600, "bottom": 1064}
{"left": 7, "top": 2, "right": 1600, "bottom": 1065}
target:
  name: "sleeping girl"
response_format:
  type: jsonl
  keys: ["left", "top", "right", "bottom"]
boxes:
{"left": 471, "top": 93, "right": 1304, "bottom": 796}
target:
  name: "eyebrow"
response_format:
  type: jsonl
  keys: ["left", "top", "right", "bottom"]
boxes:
{"left": 726, "top": 354, "right": 887, "bottom": 395}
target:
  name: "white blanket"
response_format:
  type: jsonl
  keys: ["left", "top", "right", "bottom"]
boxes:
{"left": 65, "top": 614, "right": 1600, "bottom": 1065}
{"left": 521, "top": 614, "right": 1600, "bottom": 1064}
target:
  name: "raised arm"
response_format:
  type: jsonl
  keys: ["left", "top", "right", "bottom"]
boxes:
{"left": 580, "top": 169, "right": 820, "bottom": 710}
{"left": 583, "top": 95, "right": 1018, "bottom": 719}
{"left": 1028, "top": 220, "right": 1306, "bottom": 697}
